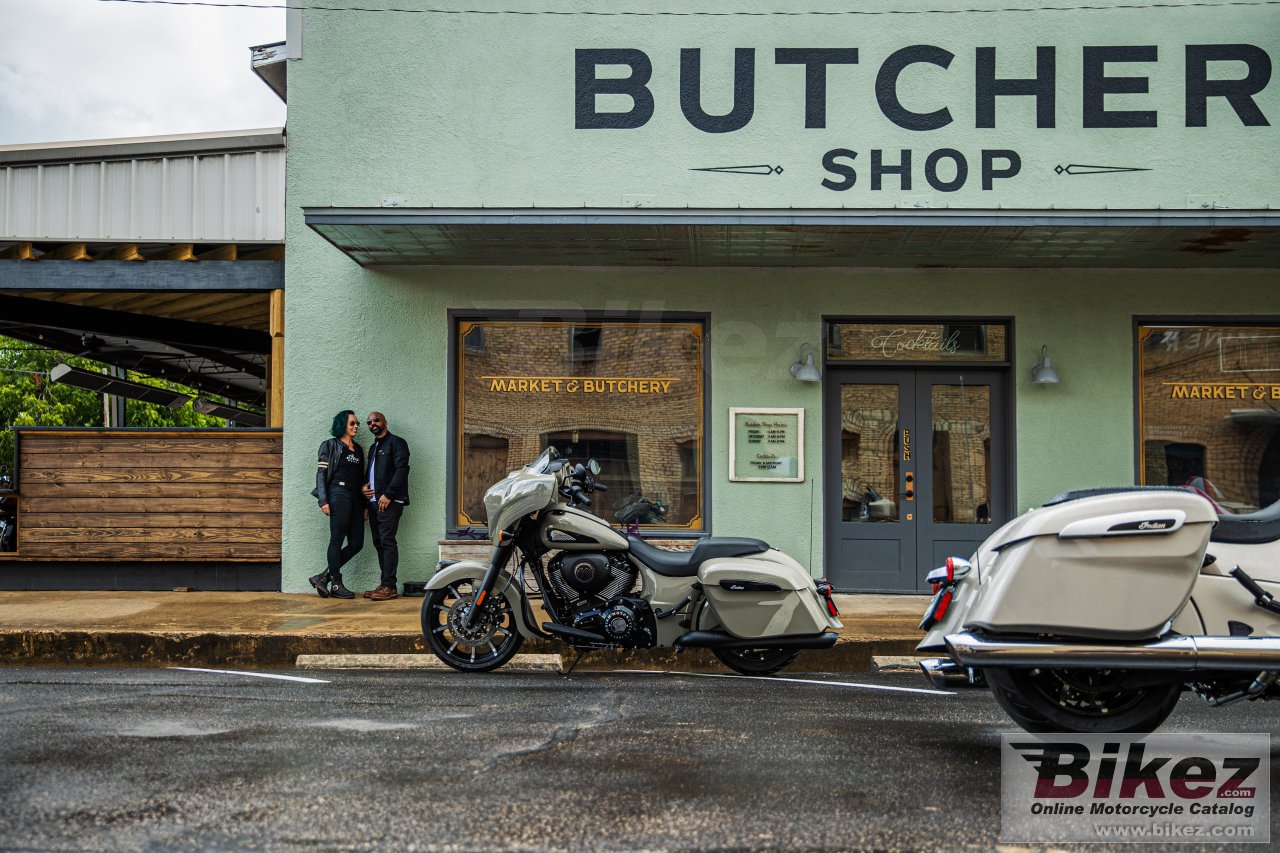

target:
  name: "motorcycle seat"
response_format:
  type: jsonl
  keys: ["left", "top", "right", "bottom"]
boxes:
{"left": 1211, "top": 500, "right": 1280, "bottom": 545}
{"left": 1042, "top": 486, "right": 1189, "bottom": 506}
{"left": 626, "top": 535, "right": 770, "bottom": 577}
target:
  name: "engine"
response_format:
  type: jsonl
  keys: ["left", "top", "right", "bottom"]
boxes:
{"left": 546, "top": 552, "right": 638, "bottom": 605}
{"left": 544, "top": 552, "right": 654, "bottom": 647}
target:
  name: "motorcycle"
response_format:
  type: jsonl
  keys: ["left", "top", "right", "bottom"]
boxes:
{"left": 424, "top": 447, "right": 842, "bottom": 675}
{"left": 613, "top": 491, "right": 668, "bottom": 535}
{"left": 918, "top": 486, "right": 1280, "bottom": 733}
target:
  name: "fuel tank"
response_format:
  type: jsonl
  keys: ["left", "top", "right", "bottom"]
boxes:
{"left": 964, "top": 490, "right": 1216, "bottom": 641}
{"left": 537, "top": 505, "right": 628, "bottom": 551}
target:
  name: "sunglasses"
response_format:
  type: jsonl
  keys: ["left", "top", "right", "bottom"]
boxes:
{"left": 366, "top": 419, "right": 382, "bottom": 425}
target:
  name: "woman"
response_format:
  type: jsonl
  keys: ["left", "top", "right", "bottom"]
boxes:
{"left": 309, "top": 410, "right": 366, "bottom": 599}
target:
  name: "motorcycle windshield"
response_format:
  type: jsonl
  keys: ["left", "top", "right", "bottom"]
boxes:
{"left": 524, "top": 446, "right": 560, "bottom": 474}
{"left": 484, "top": 470, "right": 557, "bottom": 533}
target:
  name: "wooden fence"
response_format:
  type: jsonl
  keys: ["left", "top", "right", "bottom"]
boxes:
{"left": 5, "top": 428, "right": 282, "bottom": 562}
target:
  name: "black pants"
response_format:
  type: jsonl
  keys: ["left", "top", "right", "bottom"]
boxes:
{"left": 368, "top": 502, "right": 404, "bottom": 588}
{"left": 326, "top": 489, "right": 365, "bottom": 580}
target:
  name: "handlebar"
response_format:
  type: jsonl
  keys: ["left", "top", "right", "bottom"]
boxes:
{"left": 1231, "top": 565, "right": 1271, "bottom": 602}
{"left": 558, "top": 460, "right": 606, "bottom": 506}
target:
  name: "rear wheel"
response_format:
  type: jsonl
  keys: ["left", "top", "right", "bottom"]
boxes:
{"left": 986, "top": 667, "right": 1182, "bottom": 733}
{"left": 713, "top": 647, "right": 800, "bottom": 676}
{"left": 422, "top": 579, "right": 523, "bottom": 672}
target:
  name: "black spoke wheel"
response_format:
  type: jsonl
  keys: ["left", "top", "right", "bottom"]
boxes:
{"left": 986, "top": 667, "right": 1181, "bottom": 734}
{"left": 421, "top": 580, "right": 523, "bottom": 672}
{"left": 713, "top": 647, "right": 800, "bottom": 676}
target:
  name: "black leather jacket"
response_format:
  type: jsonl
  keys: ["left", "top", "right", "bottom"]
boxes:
{"left": 367, "top": 432, "right": 411, "bottom": 506}
{"left": 311, "top": 437, "right": 363, "bottom": 507}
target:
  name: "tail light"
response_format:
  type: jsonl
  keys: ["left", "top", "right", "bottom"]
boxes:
{"left": 815, "top": 578, "right": 840, "bottom": 616}
{"left": 933, "top": 589, "right": 953, "bottom": 621}
{"left": 920, "top": 557, "right": 970, "bottom": 630}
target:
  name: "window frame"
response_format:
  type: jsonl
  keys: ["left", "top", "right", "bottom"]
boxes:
{"left": 823, "top": 316, "right": 1012, "bottom": 367}
{"left": 447, "top": 310, "right": 712, "bottom": 538}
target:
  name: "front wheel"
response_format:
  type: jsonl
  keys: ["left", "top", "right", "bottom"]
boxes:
{"left": 421, "top": 579, "right": 523, "bottom": 672}
{"left": 713, "top": 647, "right": 800, "bottom": 676}
{"left": 986, "top": 667, "right": 1182, "bottom": 734}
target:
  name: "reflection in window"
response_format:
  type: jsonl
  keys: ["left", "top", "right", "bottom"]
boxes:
{"left": 839, "top": 385, "right": 900, "bottom": 523}
{"left": 1139, "top": 324, "right": 1280, "bottom": 514}
{"left": 456, "top": 320, "right": 704, "bottom": 530}
{"left": 462, "top": 434, "right": 508, "bottom": 523}
{"left": 942, "top": 324, "right": 987, "bottom": 356}
{"left": 569, "top": 325, "right": 603, "bottom": 368}
{"left": 931, "top": 385, "right": 992, "bottom": 524}
{"left": 825, "top": 321, "right": 1007, "bottom": 363}
{"left": 463, "top": 326, "right": 486, "bottom": 353}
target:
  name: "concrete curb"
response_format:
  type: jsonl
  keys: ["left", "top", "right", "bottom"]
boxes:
{"left": 0, "top": 628, "right": 921, "bottom": 672}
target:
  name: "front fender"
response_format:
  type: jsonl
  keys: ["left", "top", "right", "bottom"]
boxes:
{"left": 427, "top": 561, "right": 537, "bottom": 638}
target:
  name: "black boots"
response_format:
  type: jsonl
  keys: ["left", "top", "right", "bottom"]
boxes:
{"left": 308, "top": 573, "right": 330, "bottom": 598}
{"left": 309, "top": 573, "right": 355, "bottom": 599}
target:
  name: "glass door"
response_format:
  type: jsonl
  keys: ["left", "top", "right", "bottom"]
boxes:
{"left": 824, "top": 369, "right": 1007, "bottom": 592}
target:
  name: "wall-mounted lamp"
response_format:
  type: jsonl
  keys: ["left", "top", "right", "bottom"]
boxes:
{"left": 1031, "top": 345, "right": 1060, "bottom": 385}
{"left": 789, "top": 343, "right": 822, "bottom": 383}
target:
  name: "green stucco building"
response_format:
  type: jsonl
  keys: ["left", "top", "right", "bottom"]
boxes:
{"left": 280, "top": 0, "right": 1280, "bottom": 594}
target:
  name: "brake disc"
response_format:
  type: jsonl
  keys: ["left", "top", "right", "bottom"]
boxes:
{"left": 447, "top": 597, "right": 500, "bottom": 645}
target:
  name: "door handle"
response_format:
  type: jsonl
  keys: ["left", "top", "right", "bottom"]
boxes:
{"left": 904, "top": 471, "right": 914, "bottom": 501}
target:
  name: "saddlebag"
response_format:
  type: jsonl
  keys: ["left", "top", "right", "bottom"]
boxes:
{"left": 699, "top": 555, "right": 834, "bottom": 639}
{"left": 964, "top": 490, "right": 1217, "bottom": 641}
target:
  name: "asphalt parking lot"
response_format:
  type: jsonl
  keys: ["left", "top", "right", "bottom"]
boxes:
{"left": 1, "top": 666, "right": 1276, "bottom": 851}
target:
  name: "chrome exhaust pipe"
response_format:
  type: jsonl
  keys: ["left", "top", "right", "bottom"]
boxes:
{"left": 946, "top": 632, "right": 1280, "bottom": 671}
{"left": 919, "top": 658, "right": 985, "bottom": 688}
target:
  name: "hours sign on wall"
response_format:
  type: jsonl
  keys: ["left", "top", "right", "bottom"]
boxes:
{"left": 729, "top": 408, "right": 805, "bottom": 483}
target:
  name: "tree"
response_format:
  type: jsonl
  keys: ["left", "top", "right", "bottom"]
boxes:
{"left": 0, "top": 335, "right": 226, "bottom": 472}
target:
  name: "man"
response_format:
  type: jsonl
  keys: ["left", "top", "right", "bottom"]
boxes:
{"left": 361, "top": 412, "right": 410, "bottom": 600}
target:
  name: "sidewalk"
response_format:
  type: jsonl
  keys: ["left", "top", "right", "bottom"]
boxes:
{"left": 0, "top": 590, "right": 926, "bottom": 672}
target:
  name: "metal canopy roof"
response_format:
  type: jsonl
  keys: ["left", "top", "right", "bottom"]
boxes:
{"left": 0, "top": 293, "right": 269, "bottom": 407}
{"left": 305, "top": 208, "right": 1280, "bottom": 269}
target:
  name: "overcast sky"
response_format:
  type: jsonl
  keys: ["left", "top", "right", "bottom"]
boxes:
{"left": 0, "top": 0, "right": 286, "bottom": 145}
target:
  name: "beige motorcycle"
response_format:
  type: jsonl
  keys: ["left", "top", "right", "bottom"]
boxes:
{"left": 424, "top": 447, "right": 841, "bottom": 674}
{"left": 919, "top": 487, "right": 1280, "bottom": 733}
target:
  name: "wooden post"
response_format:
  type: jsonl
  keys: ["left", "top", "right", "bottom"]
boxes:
{"left": 197, "top": 244, "right": 238, "bottom": 261}
{"left": 0, "top": 242, "right": 34, "bottom": 260}
{"left": 268, "top": 289, "right": 285, "bottom": 428}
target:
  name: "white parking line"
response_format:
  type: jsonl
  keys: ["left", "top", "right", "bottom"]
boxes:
{"left": 611, "top": 669, "right": 954, "bottom": 696}
{"left": 169, "top": 667, "right": 330, "bottom": 684}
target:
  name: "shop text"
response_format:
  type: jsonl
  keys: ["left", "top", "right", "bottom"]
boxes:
{"left": 1166, "top": 382, "right": 1280, "bottom": 400}
{"left": 576, "top": 44, "right": 1273, "bottom": 133}
{"left": 484, "top": 376, "right": 677, "bottom": 394}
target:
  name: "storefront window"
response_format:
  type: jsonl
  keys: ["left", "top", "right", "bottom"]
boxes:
{"left": 1139, "top": 324, "right": 1280, "bottom": 513}
{"left": 455, "top": 319, "right": 705, "bottom": 531}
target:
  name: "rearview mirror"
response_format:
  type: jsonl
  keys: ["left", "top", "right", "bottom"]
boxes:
{"left": 588, "top": 459, "right": 601, "bottom": 476}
